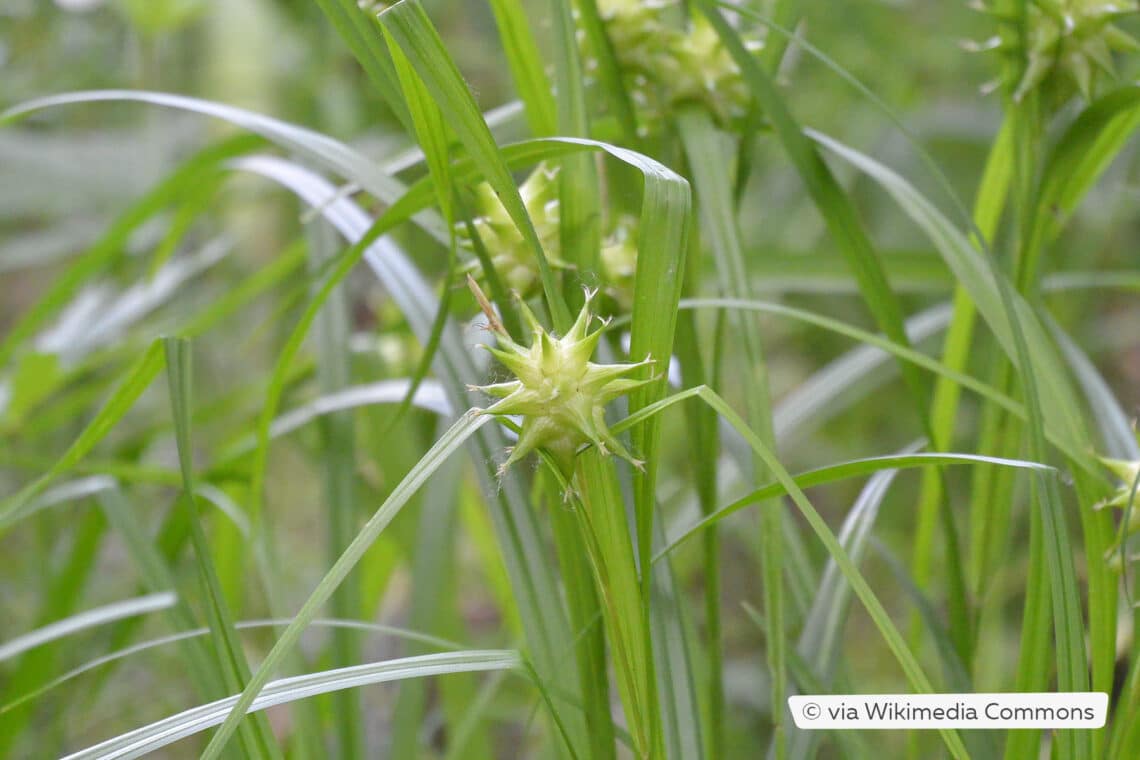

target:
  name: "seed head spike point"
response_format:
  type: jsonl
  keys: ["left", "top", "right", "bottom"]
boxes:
{"left": 467, "top": 274, "right": 506, "bottom": 336}
{"left": 471, "top": 294, "right": 653, "bottom": 477}
{"left": 972, "top": 0, "right": 1140, "bottom": 104}
{"left": 1094, "top": 429, "right": 1140, "bottom": 566}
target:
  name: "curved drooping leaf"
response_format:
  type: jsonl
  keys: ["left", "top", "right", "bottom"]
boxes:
{"left": 230, "top": 155, "right": 590, "bottom": 757}
{"left": 0, "top": 593, "right": 176, "bottom": 663}
{"left": 784, "top": 458, "right": 905, "bottom": 760}
{"left": 231, "top": 127, "right": 692, "bottom": 757}
{"left": 0, "top": 341, "right": 166, "bottom": 530}
{"left": 1, "top": 91, "right": 441, "bottom": 237}
{"left": 657, "top": 450, "right": 1053, "bottom": 559}
{"left": 63, "top": 650, "right": 521, "bottom": 760}
{"left": 198, "top": 410, "right": 492, "bottom": 759}
{"left": 807, "top": 130, "right": 1094, "bottom": 474}
{"left": 3, "top": 617, "right": 465, "bottom": 716}
{"left": 807, "top": 129, "right": 1096, "bottom": 758}
{"left": 774, "top": 303, "right": 952, "bottom": 446}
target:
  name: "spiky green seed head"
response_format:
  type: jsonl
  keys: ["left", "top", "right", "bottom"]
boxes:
{"left": 459, "top": 163, "right": 570, "bottom": 296}
{"left": 589, "top": 0, "right": 762, "bottom": 131}
{"left": 1096, "top": 455, "right": 1140, "bottom": 513}
{"left": 970, "top": 0, "right": 1140, "bottom": 104}
{"left": 1095, "top": 446, "right": 1140, "bottom": 570}
{"left": 472, "top": 289, "right": 654, "bottom": 477}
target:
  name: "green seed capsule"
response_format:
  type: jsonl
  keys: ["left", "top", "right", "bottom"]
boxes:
{"left": 1097, "top": 455, "right": 1140, "bottom": 513}
{"left": 472, "top": 287, "right": 655, "bottom": 477}
{"left": 972, "top": 0, "right": 1140, "bottom": 103}
{"left": 590, "top": 0, "right": 762, "bottom": 129}
{"left": 600, "top": 214, "right": 639, "bottom": 309}
{"left": 459, "top": 163, "right": 569, "bottom": 297}
{"left": 1095, "top": 451, "right": 1140, "bottom": 570}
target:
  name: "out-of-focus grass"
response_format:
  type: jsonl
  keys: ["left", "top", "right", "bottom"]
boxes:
{"left": 1, "top": 1, "right": 1139, "bottom": 758}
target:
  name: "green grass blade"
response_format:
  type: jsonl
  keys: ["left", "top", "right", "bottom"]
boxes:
{"left": 0, "top": 507, "right": 108, "bottom": 755}
{"left": 575, "top": 0, "right": 639, "bottom": 142}
{"left": 0, "top": 341, "right": 165, "bottom": 529}
{"left": 0, "top": 91, "right": 449, "bottom": 241}
{"left": 199, "top": 410, "right": 492, "bottom": 758}
{"left": 95, "top": 487, "right": 235, "bottom": 700}
{"left": 624, "top": 153, "right": 690, "bottom": 760}
{"left": 872, "top": 542, "right": 998, "bottom": 760}
{"left": 390, "top": 433, "right": 492, "bottom": 759}
{"left": 676, "top": 105, "right": 783, "bottom": 759}
{"left": 211, "top": 378, "right": 451, "bottom": 464}
{"left": 623, "top": 151, "right": 690, "bottom": 559}
{"left": 649, "top": 517, "right": 705, "bottom": 760}
{"left": 692, "top": 386, "right": 969, "bottom": 759}
{"left": 652, "top": 298, "right": 1085, "bottom": 458}
{"left": 382, "top": 18, "right": 466, "bottom": 433}
{"left": 487, "top": 0, "right": 556, "bottom": 137}
{"left": 311, "top": 0, "right": 414, "bottom": 132}
{"left": 1050, "top": 319, "right": 1140, "bottom": 460}
{"left": 234, "top": 154, "right": 592, "bottom": 758}
{"left": 163, "top": 337, "right": 282, "bottom": 760}
{"left": 2, "top": 617, "right": 466, "bottom": 717}
{"left": 748, "top": 621, "right": 877, "bottom": 760}
{"left": 911, "top": 115, "right": 1012, "bottom": 669}
{"left": 808, "top": 131, "right": 1095, "bottom": 473}
{"left": 379, "top": 0, "right": 571, "bottom": 329}
{"left": 0, "top": 592, "right": 175, "bottom": 663}
{"left": 758, "top": 0, "right": 800, "bottom": 74}
{"left": 0, "top": 135, "right": 259, "bottom": 370}
{"left": 673, "top": 306, "right": 724, "bottom": 760}
{"left": 784, "top": 462, "right": 904, "bottom": 760}
{"left": 549, "top": 0, "right": 601, "bottom": 277}
{"left": 65, "top": 650, "right": 520, "bottom": 760}
{"left": 546, "top": 491, "right": 616, "bottom": 760}
{"left": 1023, "top": 86, "right": 1140, "bottom": 283}
{"left": 181, "top": 240, "right": 307, "bottom": 338}
{"left": 694, "top": 0, "right": 931, "bottom": 421}
{"left": 572, "top": 452, "right": 659, "bottom": 758}
{"left": 307, "top": 217, "right": 364, "bottom": 757}
{"left": 774, "top": 303, "right": 951, "bottom": 446}
{"left": 657, "top": 450, "right": 1053, "bottom": 560}
{"left": 384, "top": 25, "right": 454, "bottom": 221}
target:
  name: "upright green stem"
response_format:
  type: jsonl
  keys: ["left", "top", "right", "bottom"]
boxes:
{"left": 547, "top": 480, "right": 617, "bottom": 760}
{"left": 572, "top": 452, "right": 661, "bottom": 760}
{"left": 676, "top": 302, "right": 724, "bottom": 758}
{"left": 910, "top": 116, "right": 1013, "bottom": 658}
{"left": 677, "top": 107, "right": 783, "bottom": 758}
{"left": 310, "top": 221, "right": 364, "bottom": 758}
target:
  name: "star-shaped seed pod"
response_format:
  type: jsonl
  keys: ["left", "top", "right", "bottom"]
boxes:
{"left": 470, "top": 283, "right": 655, "bottom": 478}
{"left": 1095, "top": 450, "right": 1140, "bottom": 570}
{"left": 969, "top": 0, "right": 1140, "bottom": 104}
{"left": 1098, "top": 455, "right": 1140, "bottom": 511}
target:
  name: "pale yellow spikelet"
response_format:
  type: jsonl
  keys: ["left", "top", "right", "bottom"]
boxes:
{"left": 470, "top": 283, "right": 655, "bottom": 476}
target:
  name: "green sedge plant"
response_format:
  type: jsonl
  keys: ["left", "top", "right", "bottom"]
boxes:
{"left": 1, "top": 1, "right": 1139, "bottom": 759}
